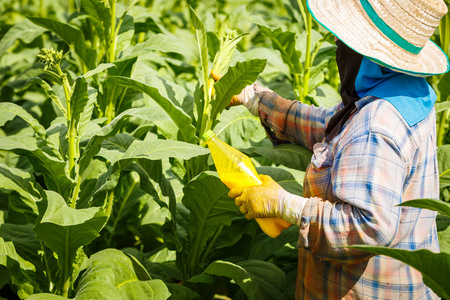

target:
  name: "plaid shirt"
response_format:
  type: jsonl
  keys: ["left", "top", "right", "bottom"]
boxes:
{"left": 257, "top": 91, "right": 440, "bottom": 299}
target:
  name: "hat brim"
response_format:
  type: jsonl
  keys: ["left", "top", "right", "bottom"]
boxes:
{"left": 307, "top": 0, "right": 450, "bottom": 77}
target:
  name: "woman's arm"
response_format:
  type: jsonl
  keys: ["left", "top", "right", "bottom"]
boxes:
{"left": 257, "top": 89, "right": 342, "bottom": 150}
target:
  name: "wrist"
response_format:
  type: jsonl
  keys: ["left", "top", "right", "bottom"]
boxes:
{"left": 275, "top": 190, "right": 305, "bottom": 225}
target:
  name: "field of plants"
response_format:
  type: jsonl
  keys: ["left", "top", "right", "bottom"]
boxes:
{"left": 0, "top": 0, "right": 449, "bottom": 299}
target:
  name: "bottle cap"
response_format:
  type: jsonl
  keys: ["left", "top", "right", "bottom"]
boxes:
{"left": 201, "top": 130, "right": 215, "bottom": 142}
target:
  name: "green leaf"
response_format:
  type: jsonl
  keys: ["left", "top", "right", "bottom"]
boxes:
{"left": 74, "top": 249, "right": 171, "bottom": 299}
{"left": 211, "top": 31, "right": 247, "bottom": 75}
{"left": 202, "top": 260, "right": 286, "bottom": 300}
{"left": 437, "top": 215, "right": 450, "bottom": 253}
{"left": 125, "top": 139, "right": 209, "bottom": 161}
{"left": 27, "top": 17, "right": 97, "bottom": 69}
{"left": 257, "top": 166, "right": 304, "bottom": 196}
{"left": 130, "top": 33, "right": 186, "bottom": 57}
{"left": 0, "top": 136, "right": 74, "bottom": 200}
{"left": 0, "top": 101, "right": 61, "bottom": 160}
{"left": 256, "top": 23, "right": 303, "bottom": 75}
{"left": 83, "top": 63, "right": 116, "bottom": 78}
{"left": 0, "top": 19, "right": 46, "bottom": 54}
{"left": 0, "top": 237, "right": 38, "bottom": 298}
{"left": 0, "top": 164, "right": 41, "bottom": 221}
{"left": 34, "top": 190, "right": 107, "bottom": 292}
{"left": 70, "top": 77, "right": 91, "bottom": 135}
{"left": 143, "top": 74, "right": 195, "bottom": 120}
{"left": 115, "top": 15, "right": 135, "bottom": 55}
{"left": 398, "top": 198, "right": 450, "bottom": 218}
{"left": 346, "top": 245, "right": 450, "bottom": 300}
{"left": 25, "top": 294, "right": 67, "bottom": 299}
{"left": 438, "top": 145, "right": 450, "bottom": 189}
{"left": 211, "top": 59, "right": 267, "bottom": 123}
{"left": 437, "top": 71, "right": 450, "bottom": 103}
{"left": 27, "top": 78, "right": 67, "bottom": 118}
{"left": 213, "top": 106, "right": 266, "bottom": 148}
{"left": 79, "top": 107, "right": 167, "bottom": 175}
{"left": 182, "top": 172, "right": 239, "bottom": 272}
{"left": 435, "top": 101, "right": 450, "bottom": 113}
{"left": 80, "top": 0, "right": 111, "bottom": 42}
{"left": 0, "top": 224, "right": 48, "bottom": 290}
{"left": 92, "top": 139, "right": 208, "bottom": 207}
{"left": 249, "top": 225, "right": 299, "bottom": 261}
{"left": 108, "top": 76, "right": 198, "bottom": 143}
{"left": 189, "top": 7, "right": 209, "bottom": 92}
{"left": 243, "top": 144, "right": 313, "bottom": 171}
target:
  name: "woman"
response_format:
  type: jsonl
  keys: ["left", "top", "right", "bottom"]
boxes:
{"left": 223, "top": 0, "right": 450, "bottom": 299}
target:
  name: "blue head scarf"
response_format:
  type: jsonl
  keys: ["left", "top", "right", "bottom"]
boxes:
{"left": 355, "top": 58, "right": 437, "bottom": 127}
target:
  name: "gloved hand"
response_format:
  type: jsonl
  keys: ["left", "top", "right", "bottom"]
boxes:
{"left": 210, "top": 70, "right": 265, "bottom": 116}
{"left": 228, "top": 174, "right": 306, "bottom": 224}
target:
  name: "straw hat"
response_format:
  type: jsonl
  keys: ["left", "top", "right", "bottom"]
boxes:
{"left": 307, "top": 0, "right": 450, "bottom": 76}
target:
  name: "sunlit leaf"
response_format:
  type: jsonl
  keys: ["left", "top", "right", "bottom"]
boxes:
{"left": 27, "top": 17, "right": 97, "bottom": 69}
{"left": 0, "top": 20, "right": 46, "bottom": 55}
{"left": 212, "top": 59, "right": 266, "bottom": 123}
{"left": 34, "top": 190, "right": 107, "bottom": 293}
{"left": 107, "top": 76, "right": 198, "bottom": 143}
{"left": 72, "top": 249, "right": 170, "bottom": 299}
{"left": 198, "top": 259, "right": 286, "bottom": 300}
{"left": 243, "top": 144, "right": 313, "bottom": 171}
{"left": 347, "top": 246, "right": 450, "bottom": 300}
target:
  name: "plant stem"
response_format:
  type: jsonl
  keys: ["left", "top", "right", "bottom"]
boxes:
{"left": 106, "top": 179, "right": 138, "bottom": 247}
{"left": 56, "top": 65, "right": 77, "bottom": 178}
{"left": 40, "top": 241, "right": 53, "bottom": 292}
{"left": 108, "top": 0, "right": 117, "bottom": 63}
{"left": 61, "top": 228, "right": 70, "bottom": 297}
{"left": 105, "top": 191, "right": 115, "bottom": 219}
{"left": 200, "top": 225, "right": 224, "bottom": 266}
{"left": 301, "top": 13, "right": 312, "bottom": 102}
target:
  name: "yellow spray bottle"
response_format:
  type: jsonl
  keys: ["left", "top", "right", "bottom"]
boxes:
{"left": 202, "top": 130, "right": 291, "bottom": 238}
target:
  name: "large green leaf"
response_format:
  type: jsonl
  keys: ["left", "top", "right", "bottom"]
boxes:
{"left": 107, "top": 76, "right": 197, "bottom": 143}
{"left": 435, "top": 101, "right": 450, "bottom": 113}
{"left": 34, "top": 190, "right": 108, "bottom": 291}
{"left": 213, "top": 106, "right": 266, "bottom": 148}
{"left": 27, "top": 17, "right": 97, "bottom": 69}
{"left": 182, "top": 172, "right": 239, "bottom": 272}
{"left": 115, "top": 15, "right": 135, "bottom": 56}
{"left": 0, "top": 102, "right": 61, "bottom": 159}
{"left": 0, "top": 136, "right": 74, "bottom": 200}
{"left": 199, "top": 260, "right": 286, "bottom": 300}
{"left": 78, "top": 107, "right": 166, "bottom": 175}
{"left": 437, "top": 71, "right": 450, "bottom": 103}
{"left": 74, "top": 249, "right": 171, "bottom": 299}
{"left": 70, "top": 76, "right": 97, "bottom": 139}
{"left": 0, "top": 164, "right": 41, "bottom": 221}
{"left": 256, "top": 23, "right": 303, "bottom": 76}
{"left": 0, "top": 19, "right": 46, "bottom": 54}
{"left": 0, "top": 224, "right": 48, "bottom": 290}
{"left": 0, "top": 237, "right": 39, "bottom": 298}
{"left": 256, "top": 166, "right": 304, "bottom": 199}
{"left": 398, "top": 198, "right": 450, "bottom": 217}
{"left": 129, "top": 33, "right": 186, "bottom": 58}
{"left": 347, "top": 246, "right": 450, "bottom": 300}
{"left": 92, "top": 139, "right": 208, "bottom": 206}
{"left": 437, "top": 214, "right": 450, "bottom": 253}
{"left": 438, "top": 145, "right": 450, "bottom": 189}
{"left": 243, "top": 144, "right": 313, "bottom": 171}
{"left": 211, "top": 59, "right": 267, "bottom": 123}
{"left": 80, "top": 0, "right": 111, "bottom": 42}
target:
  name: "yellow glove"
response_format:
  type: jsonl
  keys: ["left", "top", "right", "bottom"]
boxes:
{"left": 210, "top": 70, "right": 269, "bottom": 116}
{"left": 228, "top": 175, "right": 306, "bottom": 224}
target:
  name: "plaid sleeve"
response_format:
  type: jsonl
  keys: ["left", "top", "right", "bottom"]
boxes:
{"left": 298, "top": 131, "right": 409, "bottom": 265}
{"left": 257, "top": 89, "right": 342, "bottom": 150}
